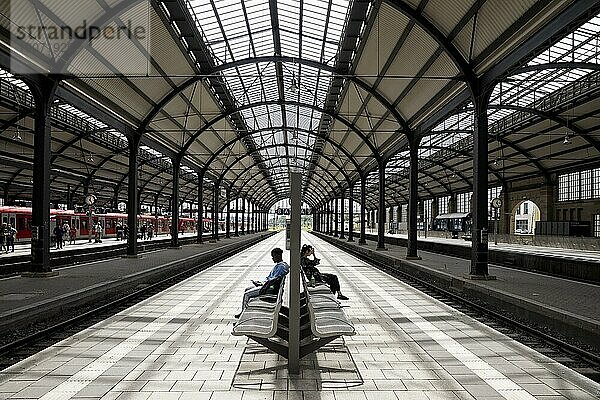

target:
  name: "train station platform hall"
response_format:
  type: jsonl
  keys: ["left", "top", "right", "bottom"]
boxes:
{"left": 0, "top": 231, "right": 599, "bottom": 400}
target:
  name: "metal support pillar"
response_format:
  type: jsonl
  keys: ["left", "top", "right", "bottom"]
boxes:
{"left": 326, "top": 201, "right": 331, "bottom": 235}
{"left": 347, "top": 185, "right": 354, "bottom": 242}
{"left": 339, "top": 191, "right": 346, "bottom": 239}
{"left": 247, "top": 201, "right": 251, "bottom": 234}
{"left": 27, "top": 76, "right": 58, "bottom": 275}
{"left": 125, "top": 132, "right": 141, "bottom": 257}
{"left": 211, "top": 182, "right": 218, "bottom": 242}
{"left": 170, "top": 157, "right": 181, "bottom": 248}
{"left": 407, "top": 145, "right": 420, "bottom": 259}
{"left": 226, "top": 188, "right": 231, "bottom": 238}
{"left": 470, "top": 87, "right": 494, "bottom": 279}
{"left": 241, "top": 199, "right": 245, "bottom": 235}
{"left": 333, "top": 198, "right": 339, "bottom": 237}
{"left": 359, "top": 176, "right": 366, "bottom": 244}
{"left": 377, "top": 162, "right": 386, "bottom": 250}
{"left": 197, "top": 172, "right": 204, "bottom": 243}
{"left": 234, "top": 197, "right": 239, "bottom": 236}
{"left": 288, "top": 172, "right": 301, "bottom": 374}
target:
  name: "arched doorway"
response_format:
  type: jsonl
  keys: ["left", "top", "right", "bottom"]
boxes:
{"left": 511, "top": 200, "right": 541, "bottom": 235}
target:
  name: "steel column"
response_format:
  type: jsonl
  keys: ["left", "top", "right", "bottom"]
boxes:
{"left": 226, "top": 188, "right": 231, "bottom": 238}
{"left": 235, "top": 197, "right": 239, "bottom": 236}
{"left": 197, "top": 172, "right": 204, "bottom": 243}
{"left": 470, "top": 87, "right": 493, "bottom": 278}
{"left": 333, "top": 197, "right": 339, "bottom": 237}
{"left": 170, "top": 158, "right": 181, "bottom": 248}
{"left": 359, "top": 176, "right": 366, "bottom": 244}
{"left": 28, "top": 76, "right": 58, "bottom": 274}
{"left": 247, "top": 201, "right": 251, "bottom": 234}
{"left": 241, "top": 199, "right": 245, "bottom": 235}
{"left": 339, "top": 190, "right": 346, "bottom": 239}
{"left": 377, "top": 162, "right": 386, "bottom": 250}
{"left": 347, "top": 185, "right": 354, "bottom": 242}
{"left": 407, "top": 145, "right": 420, "bottom": 259}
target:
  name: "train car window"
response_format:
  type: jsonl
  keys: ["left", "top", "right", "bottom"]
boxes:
{"left": 10, "top": 217, "right": 15, "bottom": 227}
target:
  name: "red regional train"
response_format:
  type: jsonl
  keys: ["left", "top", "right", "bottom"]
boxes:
{"left": 0, "top": 206, "right": 212, "bottom": 240}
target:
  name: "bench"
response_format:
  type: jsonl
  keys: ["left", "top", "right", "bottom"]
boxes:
{"left": 231, "top": 270, "right": 355, "bottom": 359}
{"left": 298, "top": 271, "right": 355, "bottom": 355}
{"left": 232, "top": 275, "right": 287, "bottom": 339}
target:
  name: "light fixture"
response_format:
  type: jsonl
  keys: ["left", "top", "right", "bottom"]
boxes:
{"left": 563, "top": 133, "right": 571, "bottom": 145}
{"left": 288, "top": 72, "right": 298, "bottom": 94}
{"left": 88, "top": 153, "right": 95, "bottom": 163}
{"left": 493, "top": 158, "right": 499, "bottom": 165}
{"left": 292, "top": 129, "right": 298, "bottom": 141}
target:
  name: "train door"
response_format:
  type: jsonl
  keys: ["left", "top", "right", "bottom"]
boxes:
{"left": 104, "top": 216, "right": 116, "bottom": 235}
{"left": 5, "top": 212, "right": 16, "bottom": 231}
{"left": 80, "top": 217, "right": 90, "bottom": 237}
{"left": 71, "top": 216, "right": 80, "bottom": 238}
{"left": 16, "top": 213, "right": 31, "bottom": 239}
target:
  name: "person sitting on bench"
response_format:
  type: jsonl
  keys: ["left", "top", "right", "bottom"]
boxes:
{"left": 234, "top": 247, "right": 289, "bottom": 318}
{"left": 300, "top": 244, "right": 349, "bottom": 300}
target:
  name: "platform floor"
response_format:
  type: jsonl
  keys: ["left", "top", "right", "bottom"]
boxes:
{"left": 1, "top": 231, "right": 598, "bottom": 399}
{"left": 0, "top": 232, "right": 220, "bottom": 259}
{"left": 332, "top": 233, "right": 600, "bottom": 322}
{"left": 0, "top": 233, "right": 264, "bottom": 317}
{"left": 373, "top": 231, "right": 600, "bottom": 263}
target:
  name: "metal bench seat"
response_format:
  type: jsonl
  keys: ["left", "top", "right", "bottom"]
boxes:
{"left": 301, "top": 271, "right": 355, "bottom": 339}
{"left": 311, "top": 310, "right": 356, "bottom": 337}
{"left": 232, "top": 275, "right": 286, "bottom": 339}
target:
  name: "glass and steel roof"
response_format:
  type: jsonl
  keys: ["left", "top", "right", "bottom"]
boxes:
{"left": 185, "top": 0, "right": 352, "bottom": 198}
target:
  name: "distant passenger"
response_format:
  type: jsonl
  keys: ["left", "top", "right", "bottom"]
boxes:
{"left": 300, "top": 244, "right": 348, "bottom": 300}
{"left": 123, "top": 224, "right": 129, "bottom": 242}
{"left": 94, "top": 222, "right": 103, "bottom": 243}
{"left": 62, "top": 223, "right": 70, "bottom": 245}
{"left": 69, "top": 225, "right": 77, "bottom": 244}
{"left": 5, "top": 224, "right": 16, "bottom": 253}
{"left": 53, "top": 224, "right": 64, "bottom": 249}
{"left": 234, "top": 247, "right": 289, "bottom": 319}
{"left": 116, "top": 223, "right": 124, "bottom": 241}
{"left": 0, "top": 223, "right": 6, "bottom": 253}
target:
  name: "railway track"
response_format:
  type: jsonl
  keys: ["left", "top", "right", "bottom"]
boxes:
{"left": 0, "top": 234, "right": 267, "bottom": 370}
{"left": 363, "top": 253, "right": 600, "bottom": 383}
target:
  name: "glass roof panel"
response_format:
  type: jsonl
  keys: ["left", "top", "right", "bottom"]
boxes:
{"left": 389, "top": 12, "right": 600, "bottom": 180}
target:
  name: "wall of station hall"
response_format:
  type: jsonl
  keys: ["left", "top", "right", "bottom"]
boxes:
{"left": 372, "top": 173, "right": 600, "bottom": 238}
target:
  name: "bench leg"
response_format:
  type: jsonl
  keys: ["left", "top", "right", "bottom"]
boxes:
{"left": 299, "top": 336, "right": 340, "bottom": 358}
{"left": 248, "top": 336, "right": 289, "bottom": 359}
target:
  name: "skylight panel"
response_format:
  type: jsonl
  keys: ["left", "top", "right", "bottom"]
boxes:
{"left": 0, "top": 69, "right": 30, "bottom": 90}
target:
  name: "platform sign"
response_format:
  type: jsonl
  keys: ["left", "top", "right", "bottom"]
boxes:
{"left": 285, "top": 220, "right": 291, "bottom": 250}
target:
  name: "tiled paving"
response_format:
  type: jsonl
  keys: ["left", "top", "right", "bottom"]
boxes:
{"left": 0, "top": 232, "right": 207, "bottom": 259}
{"left": 325, "top": 234, "right": 600, "bottom": 322}
{"left": 1, "top": 231, "right": 599, "bottom": 399}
